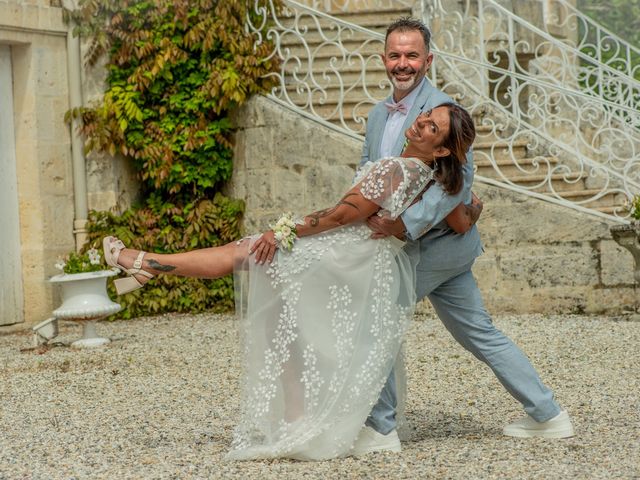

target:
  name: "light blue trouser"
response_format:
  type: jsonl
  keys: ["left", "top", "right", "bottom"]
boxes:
{"left": 366, "top": 260, "right": 561, "bottom": 435}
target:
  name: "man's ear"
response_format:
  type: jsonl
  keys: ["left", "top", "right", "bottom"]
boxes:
{"left": 434, "top": 146, "right": 450, "bottom": 158}
{"left": 425, "top": 52, "right": 434, "bottom": 70}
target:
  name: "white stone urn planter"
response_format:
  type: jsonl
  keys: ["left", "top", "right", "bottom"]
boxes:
{"left": 610, "top": 222, "right": 640, "bottom": 284}
{"left": 49, "top": 269, "right": 122, "bottom": 348}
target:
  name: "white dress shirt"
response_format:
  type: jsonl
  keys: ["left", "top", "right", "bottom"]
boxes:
{"left": 379, "top": 78, "right": 426, "bottom": 158}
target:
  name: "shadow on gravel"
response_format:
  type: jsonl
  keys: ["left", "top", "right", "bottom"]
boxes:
{"left": 404, "top": 409, "right": 496, "bottom": 441}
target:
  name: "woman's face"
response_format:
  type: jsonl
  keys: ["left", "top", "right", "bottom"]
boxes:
{"left": 404, "top": 106, "right": 451, "bottom": 160}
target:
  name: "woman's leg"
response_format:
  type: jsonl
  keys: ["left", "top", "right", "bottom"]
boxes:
{"left": 113, "top": 239, "right": 248, "bottom": 284}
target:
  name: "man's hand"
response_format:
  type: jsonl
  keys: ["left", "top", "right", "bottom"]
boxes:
{"left": 445, "top": 192, "right": 484, "bottom": 234}
{"left": 467, "top": 192, "right": 483, "bottom": 225}
{"left": 366, "top": 215, "right": 406, "bottom": 240}
{"left": 249, "top": 230, "right": 278, "bottom": 264}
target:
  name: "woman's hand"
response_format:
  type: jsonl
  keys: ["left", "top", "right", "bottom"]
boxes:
{"left": 249, "top": 230, "right": 278, "bottom": 264}
{"left": 366, "top": 216, "right": 407, "bottom": 239}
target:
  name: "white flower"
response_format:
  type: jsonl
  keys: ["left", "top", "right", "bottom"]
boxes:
{"left": 87, "top": 248, "right": 101, "bottom": 265}
{"left": 270, "top": 212, "right": 298, "bottom": 251}
{"left": 54, "top": 259, "right": 66, "bottom": 271}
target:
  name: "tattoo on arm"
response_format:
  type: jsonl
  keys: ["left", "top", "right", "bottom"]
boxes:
{"left": 465, "top": 203, "right": 483, "bottom": 225}
{"left": 308, "top": 206, "right": 337, "bottom": 227}
{"left": 308, "top": 193, "right": 362, "bottom": 227}
{"left": 146, "top": 259, "right": 177, "bottom": 272}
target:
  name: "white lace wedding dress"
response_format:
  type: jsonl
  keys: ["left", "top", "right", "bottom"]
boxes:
{"left": 229, "top": 157, "right": 434, "bottom": 461}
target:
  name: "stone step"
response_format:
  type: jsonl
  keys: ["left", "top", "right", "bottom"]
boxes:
{"left": 284, "top": 82, "right": 392, "bottom": 105}
{"left": 282, "top": 41, "right": 381, "bottom": 61}
{"left": 279, "top": 29, "right": 387, "bottom": 47}
{"left": 473, "top": 124, "right": 504, "bottom": 143}
{"left": 283, "top": 61, "right": 387, "bottom": 76}
{"left": 557, "top": 190, "right": 624, "bottom": 209}
{"left": 594, "top": 204, "right": 627, "bottom": 215}
{"left": 506, "top": 172, "right": 587, "bottom": 193}
{"left": 476, "top": 157, "right": 585, "bottom": 191}
{"left": 474, "top": 156, "right": 560, "bottom": 177}
{"left": 282, "top": 70, "right": 444, "bottom": 94}
{"left": 282, "top": 66, "right": 388, "bottom": 83}
{"left": 329, "top": 8, "right": 413, "bottom": 24}
{"left": 473, "top": 139, "right": 530, "bottom": 149}
{"left": 281, "top": 7, "right": 412, "bottom": 31}
{"left": 472, "top": 139, "right": 529, "bottom": 162}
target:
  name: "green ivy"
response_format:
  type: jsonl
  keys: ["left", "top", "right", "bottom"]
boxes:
{"left": 68, "top": 0, "right": 281, "bottom": 317}
{"left": 628, "top": 194, "right": 640, "bottom": 220}
{"left": 83, "top": 194, "right": 244, "bottom": 318}
{"left": 578, "top": 0, "right": 640, "bottom": 50}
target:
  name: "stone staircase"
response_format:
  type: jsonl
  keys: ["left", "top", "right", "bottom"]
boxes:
{"left": 279, "top": 4, "right": 625, "bottom": 216}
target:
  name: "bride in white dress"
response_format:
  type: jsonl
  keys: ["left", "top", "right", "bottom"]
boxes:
{"left": 102, "top": 103, "right": 476, "bottom": 461}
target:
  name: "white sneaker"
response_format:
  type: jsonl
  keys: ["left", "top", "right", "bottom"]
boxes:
{"left": 351, "top": 426, "right": 401, "bottom": 456}
{"left": 503, "top": 410, "right": 575, "bottom": 439}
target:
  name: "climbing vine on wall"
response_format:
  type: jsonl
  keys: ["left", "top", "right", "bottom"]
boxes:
{"left": 66, "top": 0, "right": 281, "bottom": 317}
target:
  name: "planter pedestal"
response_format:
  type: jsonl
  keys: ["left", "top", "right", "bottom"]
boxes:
{"left": 610, "top": 223, "right": 640, "bottom": 284}
{"left": 70, "top": 320, "right": 112, "bottom": 348}
{"left": 49, "top": 270, "right": 121, "bottom": 348}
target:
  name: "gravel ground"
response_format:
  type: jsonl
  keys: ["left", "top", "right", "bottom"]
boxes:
{"left": 1, "top": 312, "right": 639, "bottom": 480}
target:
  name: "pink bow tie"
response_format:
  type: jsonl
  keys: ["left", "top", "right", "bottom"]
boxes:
{"left": 384, "top": 101, "right": 408, "bottom": 115}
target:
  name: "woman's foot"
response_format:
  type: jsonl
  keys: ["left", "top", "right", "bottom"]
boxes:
{"left": 103, "top": 236, "right": 155, "bottom": 294}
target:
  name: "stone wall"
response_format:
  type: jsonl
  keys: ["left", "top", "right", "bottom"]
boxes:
{"left": 1, "top": 1, "right": 72, "bottom": 327}
{"left": 0, "top": 0, "right": 136, "bottom": 329}
{"left": 227, "top": 97, "right": 361, "bottom": 233}
{"left": 230, "top": 95, "right": 637, "bottom": 315}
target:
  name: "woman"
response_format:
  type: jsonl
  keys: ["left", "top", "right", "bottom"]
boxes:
{"left": 103, "top": 102, "right": 476, "bottom": 460}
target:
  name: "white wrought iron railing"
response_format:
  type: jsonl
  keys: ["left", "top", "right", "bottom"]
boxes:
{"left": 247, "top": 0, "right": 637, "bottom": 222}
{"left": 248, "top": 0, "right": 389, "bottom": 137}
{"left": 543, "top": 0, "right": 640, "bottom": 107}
{"left": 432, "top": 48, "right": 636, "bottom": 221}
{"left": 426, "top": 0, "right": 640, "bottom": 220}
{"left": 456, "top": 0, "right": 640, "bottom": 127}
{"left": 295, "top": 0, "right": 416, "bottom": 12}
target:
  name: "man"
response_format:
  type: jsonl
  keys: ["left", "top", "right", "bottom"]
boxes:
{"left": 350, "top": 17, "right": 574, "bottom": 455}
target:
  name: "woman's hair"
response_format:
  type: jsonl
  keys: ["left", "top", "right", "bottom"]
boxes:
{"left": 434, "top": 102, "right": 476, "bottom": 195}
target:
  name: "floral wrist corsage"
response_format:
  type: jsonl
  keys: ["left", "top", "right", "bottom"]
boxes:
{"left": 271, "top": 212, "right": 298, "bottom": 251}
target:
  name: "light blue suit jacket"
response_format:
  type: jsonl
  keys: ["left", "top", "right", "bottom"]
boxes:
{"left": 361, "top": 78, "right": 482, "bottom": 271}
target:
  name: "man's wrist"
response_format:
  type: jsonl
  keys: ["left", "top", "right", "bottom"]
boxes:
{"left": 466, "top": 203, "right": 483, "bottom": 225}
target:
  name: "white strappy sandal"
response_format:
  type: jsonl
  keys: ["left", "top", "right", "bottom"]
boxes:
{"left": 102, "top": 236, "right": 155, "bottom": 295}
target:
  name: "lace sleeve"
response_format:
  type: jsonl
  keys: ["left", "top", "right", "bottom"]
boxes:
{"left": 356, "top": 157, "right": 434, "bottom": 219}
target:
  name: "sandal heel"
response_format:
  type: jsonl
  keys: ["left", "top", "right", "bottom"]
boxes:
{"left": 103, "top": 235, "right": 155, "bottom": 295}
{"left": 113, "top": 276, "right": 143, "bottom": 295}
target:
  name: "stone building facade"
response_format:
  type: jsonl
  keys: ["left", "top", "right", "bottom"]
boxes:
{"left": 1, "top": 0, "right": 72, "bottom": 329}
{"left": 0, "top": 0, "right": 134, "bottom": 330}
{"left": 0, "top": 0, "right": 635, "bottom": 331}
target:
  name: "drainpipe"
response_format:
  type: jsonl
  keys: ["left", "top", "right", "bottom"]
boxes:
{"left": 62, "top": 0, "right": 88, "bottom": 252}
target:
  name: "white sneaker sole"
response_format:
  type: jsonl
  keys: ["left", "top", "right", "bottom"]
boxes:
{"left": 352, "top": 442, "right": 402, "bottom": 455}
{"left": 351, "top": 429, "right": 402, "bottom": 456}
{"left": 503, "top": 426, "right": 575, "bottom": 439}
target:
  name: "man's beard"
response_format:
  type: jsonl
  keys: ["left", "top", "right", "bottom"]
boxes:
{"left": 389, "top": 70, "right": 418, "bottom": 92}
